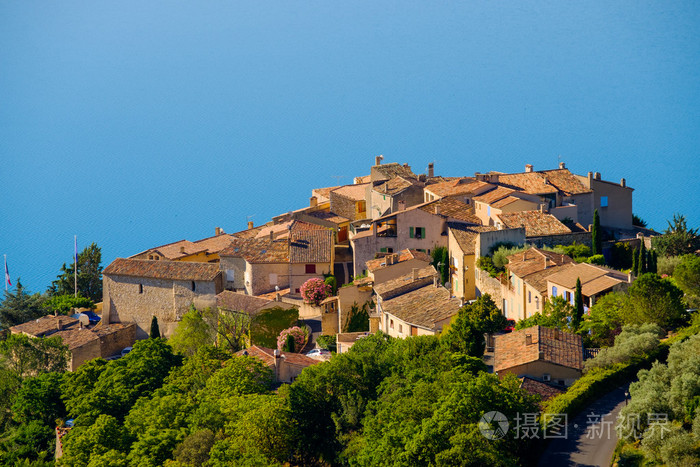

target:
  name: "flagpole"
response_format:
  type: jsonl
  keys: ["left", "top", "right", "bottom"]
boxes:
{"left": 74, "top": 235, "right": 78, "bottom": 298}
{"left": 4, "top": 255, "right": 7, "bottom": 292}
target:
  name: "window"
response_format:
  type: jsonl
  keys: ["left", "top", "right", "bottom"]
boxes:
{"left": 552, "top": 286, "right": 558, "bottom": 297}
{"left": 566, "top": 291, "right": 572, "bottom": 303}
{"left": 357, "top": 200, "right": 366, "bottom": 213}
{"left": 226, "top": 269, "right": 235, "bottom": 281}
{"left": 138, "top": 284, "right": 143, "bottom": 294}
{"left": 600, "top": 196, "right": 608, "bottom": 207}
{"left": 191, "top": 281, "right": 196, "bottom": 292}
{"left": 487, "top": 206, "right": 491, "bottom": 217}
{"left": 305, "top": 264, "right": 316, "bottom": 274}
{"left": 380, "top": 247, "right": 387, "bottom": 253}
{"left": 528, "top": 291, "right": 531, "bottom": 303}
{"left": 398, "top": 324, "right": 403, "bottom": 334}
{"left": 390, "top": 319, "right": 394, "bottom": 329}
{"left": 415, "top": 227, "right": 425, "bottom": 238}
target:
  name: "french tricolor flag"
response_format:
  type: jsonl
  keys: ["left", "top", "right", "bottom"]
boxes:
{"left": 4, "top": 256, "right": 11, "bottom": 288}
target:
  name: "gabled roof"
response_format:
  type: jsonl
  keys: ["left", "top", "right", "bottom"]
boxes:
{"left": 506, "top": 247, "right": 574, "bottom": 278}
{"left": 472, "top": 186, "right": 518, "bottom": 204}
{"left": 372, "top": 176, "right": 416, "bottom": 196}
{"left": 545, "top": 262, "right": 629, "bottom": 296}
{"left": 131, "top": 233, "right": 237, "bottom": 261}
{"left": 381, "top": 283, "right": 461, "bottom": 331}
{"left": 104, "top": 258, "right": 221, "bottom": 281}
{"left": 305, "top": 210, "right": 350, "bottom": 226}
{"left": 494, "top": 325, "right": 583, "bottom": 373}
{"left": 522, "top": 264, "right": 575, "bottom": 295}
{"left": 10, "top": 314, "right": 79, "bottom": 337}
{"left": 365, "top": 249, "right": 432, "bottom": 272}
{"left": 519, "top": 376, "right": 565, "bottom": 403}
{"left": 330, "top": 183, "right": 369, "bottom": 201}
{"left": 416, "top": 198, "right": 481, "bottom": 224}
{"left": 371, "top": 162, "right": 418, "bottom": 181}
{"left": 220, "top": 237, "right": 290, "bottom": 263}
{"left": 236, "top": 345, "right": 321, "bottom": 368}
{"left": 497, "top": 169, "right": 591, "bottom": 196}
{"left": 424, "top": 178, "right": 494, "bottom": 198}
{"left": 447, "top": 223, "right": 497, "bottom": 255}
{"left": 491, "top": 196, "right": 531, "bottom": 209}
{"left": 373, "top": 266, "right": 437, "bottom": 300}
{"left": 217, "top": 291, "right": 280, "bottom": 314}
{"left": 312, "top": 186, "right": 342, "bottom": 203}
{"left": 497, "top": 211, "right": 572, "bottom": 237}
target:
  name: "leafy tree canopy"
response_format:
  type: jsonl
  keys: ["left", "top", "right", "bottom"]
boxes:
{"left": 0, "top": 279, "right": 46, "bottom": 330}
{"left": 673, "top": 254, "right": 700, "bottom": 308}
{"left": 515, "top": 296, "right": 575, "bottom": 331}
{"left": 626, "top": 273, "right": 685, "bottom": 330}
{"left": 651, "top": 214, "right": 700, "bottom": 257}
{"left": 49, "top": 242, "right": 103, "bottom": 302}
{"left": 0, "top": 333, "right": 68, "bottom": 376}
{"left": 42, "top": 294, "right": 94, "bottom": 315}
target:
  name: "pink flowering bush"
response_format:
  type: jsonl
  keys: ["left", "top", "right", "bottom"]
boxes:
{"left": 277, "top": 326, "right": 308, "bottom": 352}
{"left": 300, "top": 277, "right": 332, "bottom": 305}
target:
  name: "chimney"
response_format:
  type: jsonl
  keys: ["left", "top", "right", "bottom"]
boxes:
{"left": 375, "top": 155, "right": 383, "bottom": 166}
{"left": 525, "top": 334, "right": 532, "bottom": 345}
{"left": 56, "top": 318, "right": 63, "bottom": 331}
{"left": 559, "top": 162, "right": 566, "bottom": 169}
{"left": 543, "top": 256, "right": 548, "bottom": 269}
{"left": 428, "top": 163, "right": 434, "bottom": 178}
{"left": 620, "top": 178, "right": 626, "bottom": 187}
{"left": 180, "top": 246, "right": 186, "bottom": 253}
{"left": 248, "top": 221, "right": 254, "bottom": 230}
{"left": 398, "top": 200, "right": 406, "bottom": 211}
{"left": 215, "top": 227, "right": 224, "bottom": 236}
{"left": 275, "top": 292, "right": 281, "bottom": 301}
{"left": 594, "top": 172, "right": 601, "bottom": 180}
{"left": 525, "top": 164, "right": 533, "bottom": 173}
{"left": 269, "top": 230, "right": 274, "bottom": 241}
{"left": 273, "top": 349, "right": 281, "bottom": 381}
{"left": 539, "top": 203, "right": 546, "bottom": 213}
{"left": 434, "top": 205, "right": 441, "bottom": 215}
{"left": 412, "top": 268, "right": 419, "bottom": 281}
{"left": 310, "top": 196, "right": 318, "bottom": 208}
{"left": 433, "top": 274, "right": 439, "bottom": 288}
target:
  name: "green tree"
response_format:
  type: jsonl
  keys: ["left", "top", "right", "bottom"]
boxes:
{"left": 581, "top": 292, "right": 628, "bottom": 347}
{"left": 324, "top": 275, "right": 337, "bottom": 296}
{"left": 12, "top": 371, "right": 66, "bottom": 427}
{"left": 573, "top": 278, "right": 584, "bottom": 330}
{"left": 632, "top": 214, "right": 647, "bottom": 228}
{"left": 461, "top": 294, "right": 506, "bottom": 335}
{"left": 648, "top": 249, "right": 658, "bottom": 274}
{"left": 42, "top": 294, "right": 94, "bottom": 315}
{"left": 627, "top": 273, "right": 685, "bottom": 330}
{"left": 173, "top": 429, "right": 215, "bottom": 466}
{"left": 592, "top": 209, "right": 602, "bottom": 256}
{"left": 60, "top": 414, "right": 132, "bottom": 467}
{"left": 515, "top": 296, "right": 575, "bottom": 331}
{"left": 674, "top": 254, "right": 700, "bottom": 308}
{"left": 631, "top": 246, "right": 639, "bottom": 276}
{"left": 0, "top": 279, "right": 46, "bottom": 330}
{"left": 345, "top": 302, "right": 370, "bottom": 332}
{"left": 442, "top": 298, "right": 490, "bottom": 358}
{"left": 431, "top": 246, "right": 450, "bottom": 285}
{"left": 168, "top": 306, "right": 217, "bottom": 356}
{"left": 150, "top": 315, "right": 161, "bottom": 339}
{"left": 637, "top": 241, "right": 647, "bottom": 276}
{"left": 50, "top": 242, "right": 103, "bottom": 302}
{"left": 0, "top": 333, "right": 68, "bottom": 376}
{"left": 651, "top": 214, "right": 700, "bottom": 257}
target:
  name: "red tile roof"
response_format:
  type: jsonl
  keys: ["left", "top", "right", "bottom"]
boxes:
{"left": 104, "top": 258, "right": 221, "bottom": 281}
{"left": 448, "top": 223, "right": 497, "bottom": 255}
{"left": 381, "top": 283, "right": 462, "bottom": 331}
{"left": 331, "top": 183, "right": 369, "bottom": 201}
{"left": 506, "top": 247, "right": 574, "bottom": 278}
{"left": 424, "top": 178, "right": 493, "bottom": 198}
{"left": 497, "top": 211, "right": 572, "bottom": 236}
{"left": 494, "top": 325, "right": 583, "bottom": 373}
{"left": 497, "top": 169, "right": 590, "bottom": 196}
{"left": 545, "top": 262, "right": 629, "bottom": 296}
{"left": 220, "top": 237, "right": 290, "bottom": 263}
{"left": 217, "top": 291, "right": 279, "bottom": 314}
{"left": 472, "top": 186, "right": 517, "bottom": 204}
{"left": 290, "top": 230, "right": 334, "bottom": 263}
{"left": 10, "top": 314, "right": 79, "bottom": 337}
{"left": 373, "top": 266, "right": 438, "bottom": 299}
{"left": 236, "top": 345, "right": 321, "bottom": 368}
{"left": 519, "top": 376, "right": 565, "bottom": 404}
{"left": 365, "top": 249, "right": 431, "bottom": 272}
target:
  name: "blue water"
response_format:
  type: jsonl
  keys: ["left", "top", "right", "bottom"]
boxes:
{"left": 1, "top": 2, "right": 699, "bottom": 294}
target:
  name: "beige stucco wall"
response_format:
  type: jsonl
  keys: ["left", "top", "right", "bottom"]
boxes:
{"left": 475, "top": 228, "right": 526, "bottom": 258}
{"left": 219, "top": 256, "right": 248, "bottom": 291}
{"left": 247, "top": 262, "right": 290, "bottom": 296}
{"left": 447, "top": 229, "right": 477, "bottom": 301}
{"left": 69, "top": 339, "right": 101, "bottom": 371}
{"left": 103, "top": 274, "right": 222, "bottom": 339}
{"left": 588, "top": 178, "right": 633, "bottom": 229}
{"left": 498, "top": 361, "right": 582, "bottom": 387}
{"left": 380, "top": 311, "right": 435, "bottom": 338}
{"left": 290, "top": 262, "right": 332, "bottom": 295}
{"left": 338, "top": 285, "right": 373, "bottom": 331}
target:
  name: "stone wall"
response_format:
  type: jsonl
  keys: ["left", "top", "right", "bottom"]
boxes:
{"left": 219, "top": 256, "right": 247, "bottom": 290}
{"left": 248, "top": 262, "right": 290, "bottom": 296}
{"left": 526, "top": 231, "right": 592, "bottom": 249}
{"left": 475, "top": 269, "right": 503, "bottom": 310}
{"left": 99, "top": 323, "right": 137, "bottom": 358}
{"left": 330, "top": 192, "right": 358, "bottom": 221}
{"left": 69, "top": 339, "right": 101, "bottom": 371}
{"left": 104, "top": 274, "right": 222, "bottom": 339}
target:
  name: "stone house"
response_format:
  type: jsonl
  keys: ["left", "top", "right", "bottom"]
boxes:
{"left": 216, "top": 290, "right": 297, "bottom": 316}
{"left": 102, "top": 258, "right": 224, "bottom": 339}
{"left": 329, "top": 183, "right": 370, "bottom": 221}
{"left": 447, "top": 223, "right": 499, "bottom": 302}
{"left": 320, "top": 277, "right": 373, "bottom": 335}
{"left": 10, "top": 314, "right": 136, "bottom": 371}
{"left": 472, "top": 186, "right": 542, "bottom": 226}
{"left": 494, "top": 325, "right": 583, "bottom": 387}
{"left": 374, "top": 266, "right": 461, "bottom": 338}
{"left": 496, "top": 210, "right": 592, "bottom": 248}
{"left": 545, "top": 262, "right": 631, "bottom": 308}
{"left": 423, "top": 177, "right": 495, "bottom": 205}
{"left": 131, "top": 228, "right": 236, "bottom": 263}
{"left": 237, "top": 345, "right": 321, "bottom": 384}
{"left": 365, "top": 249, "right": 432, "bottom": 285}
{"left": 350, "top": 197, "right": 480, "bottom": 277}
{"left": 501, "top": 248, "right": 574, "bottom": 321}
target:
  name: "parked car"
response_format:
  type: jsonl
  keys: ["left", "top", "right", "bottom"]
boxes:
{"left": 71, "top": 311, "right": 102, "bottom": 324}
{"left": 120, "top": 347, "right": 133, "bottom": 358}
{"left": 504, "top": 319, "right": 516, "bottom": 333}
{"left": 306, "top": 348, "right": 331, "bottom": 357}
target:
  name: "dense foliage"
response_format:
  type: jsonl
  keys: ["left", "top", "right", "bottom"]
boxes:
{"left": 300, "top": 277, "right": 332, "bottom": 305}
{"left": 49, "top": 243, "right": 103, "bottom": 302}
{"left": 0, "top": 280, "right": 46, "bottom": 330}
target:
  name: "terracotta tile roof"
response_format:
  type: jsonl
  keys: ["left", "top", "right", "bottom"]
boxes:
{"left": 494, "top": 325, "right": 583, "bottom": 373}
{"left": 355, "top": 175, "right": 372, "bottom": 183}
{"left": 415, "top": 198, "right": 481, "bottom": 224}
{"left": 519, "top": 376, "right": 564, "bottom": 404}
{"left": 497, "top": 211, "right": 572, "bottom": 236}
{"left": 57, "top": 323, "right": 135, "bottom": 350}
{"left": 506, "top": 247, "right": 574, "bottom": 278}
{"left": 331, "top": 183, "right": 369, "bottom": 201}
{"left": 374, "top": 266, "right": 437, "bottom": 300}
{"left": 491, "top": 196, "right": 530, "bottom": 209}
{"left": 104, "top": 258, "right": 221, "bottom": 281}
{"left": 312, "top": 186, "right": 341, "bottom": 203}
{"left": 220, "top": 237, "right": 290, "bottom": 263}
{"left": 448, "top": 223, "right": 497, "bottom": 255}
{"left": 290, "top": 230, "right": 334, "bottom": 263}
{"left": 231, "top": 224, "right": 269, "bottom": 240}
{"left": 337, "top": 331, "right": 371, "bottom": 344}
{"left": 193, "top": 234, "right": 237, "bottom": 254}
{"left": 424, "top": 178, "right": 493, "bottom": 198}
{"left": 522, "top": 264, "right": 575, "bottom": 294}
{"left": 372, "top": 177, "right": 415, "bottom": 195}
{"left": 372, "top": 162, "right": 418, "bottom": 181}
{"left": 472, "top": 186, "right": 517, "bottom": 204}
{"left": 236, "top": 345, "right": 321, "bottom": 368}
{"left": 10, "top": 314, "right": 79, "bottom": 337}
{"left": 305, "top": 210, "right": 350, "bottom": 226}
{"left": 130, "top": 239, "right": 204, "bottom": 260}
{"left": 365, "top": 249, "right": 431, "bottom": 272}
{"left": 545, "top": 262, "right": 628, "bottom": 296}
{"left": 382, "top": 283, "right": 461, "bottom": 331}
{"left": 497, "top": 169, "right": 590, "bottom": 196}
{"left": 217, "top": 291, "right": 277, "bottom": 314}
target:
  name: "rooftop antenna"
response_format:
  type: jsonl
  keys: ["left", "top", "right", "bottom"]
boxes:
{"left": 331, "top": 175, "right": 344, "bottom": 185}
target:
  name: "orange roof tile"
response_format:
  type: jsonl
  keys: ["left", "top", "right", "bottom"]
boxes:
{"left": 331, "top": 183, "right": 369, "bottom": 201}
{"left": 366, "top": 249, "right": 431, "bottom": 272}
{"left": 381, "top": 283, "right": 461, "bottom": 331}
{"left": 497, "top": 211, "right": 572, "bottom": 236}
{"left": 424, "top": 178, "right": 493, "bottom": 198}
{"left": 236, "top": 345, "right": 321, "bottom": 368}
{"left": 494, "top": 326, "right": 583, "bottom": 373}
{"left": 104, "top": 258, "right": 221, "bottom": 281}
{"left": 448, "top": 223, "right": 497, "bottom": 255}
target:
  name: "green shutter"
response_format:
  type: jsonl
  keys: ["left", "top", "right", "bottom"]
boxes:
{"left": 380, "top": 247, "right": 387, "bottom": 253}
{"left": 409, "top": 227, "right": 414, "bottom": 238}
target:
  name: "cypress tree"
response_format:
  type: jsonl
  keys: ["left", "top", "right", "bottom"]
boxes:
{"left": 441, "top": 248, "right": 450, "bottom": 285}
{"left": 632, "top": 246, "right": 639, "bottom": 276}
{"left": 591, "top": 209, "right": 602, "bottom": 256}
{"left": 149, "top": 315, "right": 161, "bottom": 339}
{"left": 638, "top": 241, "right": 647, "bottom": 276}
{"left": 573, "top": 278, "right": 584, "bottom": 330}
{"left": 649, "top": 250, "right": 658, "bottom": 274}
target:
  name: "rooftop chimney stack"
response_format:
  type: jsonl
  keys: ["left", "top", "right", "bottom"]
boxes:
{"left": 310, "top": 196, "right": 318, "bottom": 208}
{"left": 180, "top": 246, "right": 186, "bottom": 253}
{"left": 248, "top": 221, "right": 254, "bottom": 230}
{"left": 620, "top": 178, "right": 626, "bottom": 187}
{"left": 375, "top": 155, "right": 383, "bottom": 166}
{"left": 269, "top": 230, "right": 274, "bottom": 241}
{"left": 428, "top": 163, "right": 434, "bottom": 178}
{"left": 525, "top": 164, "right": 533, "bottom": 173}
{"left": 433, "top": 274, "right": 439, "bottom": 288}
{"left": 559, "top": 162, "right": 566, "bottom": 169}
{"left": 412, "top": 268, "right": 419, "bottom": 281}
{"left": 594, "top": 172, "right": 601, "bottom": 180}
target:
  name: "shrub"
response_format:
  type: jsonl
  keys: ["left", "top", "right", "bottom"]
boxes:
{"left": 324, "top": 276, "right": 337, "bottom": 295}
{"left": 276, "top": 326, "right": 307, "bottom": 352}
{"left": 584, "top": 324, "right": 662, "bottom": 371}
{"left": 586, "top": 254, "right": 606, "bottom": 266}
{"left": 300, "top": 278, "right": 332, "bottom": 305}
{"left": 657, "top": 255, "right": 682, "bottom": 276}
{"left": 316, "top": 335, "right": 337, "bottom": 352}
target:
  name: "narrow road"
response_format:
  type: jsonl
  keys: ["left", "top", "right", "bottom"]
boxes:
{"left": 538, "top": 384, "right": 630, "bottom": 467}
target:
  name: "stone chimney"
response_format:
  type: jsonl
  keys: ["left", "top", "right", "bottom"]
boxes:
{"left": 398, "top": 200, "right": 406, "bottom": 211}
{"left": 310, "top": 196, "right": 318, "bottom": 208}
{"left": 269, "top": 230, "right": 274, "bottom": 241}
{"left": 273, "top": 349, "right": 282, "bottom": 382}
{"left": 525, "top": 334, "right": 532, "bottom": 345}
{"left": 375, "top": 155, "right": 383, "bottom": 166}
{"left": 594, "top": 172, "right": 601, "bottom": 180}
{"left": 620, "top": 178, "right": 626, "bottom": 187}
{"left": 248, "top": 221, "right": 254, "bottom": 230}
{"left": 412, "top": 268, "right": 419, "bottom": 281}
{"left": 428, "top": 163, "right": 434, "bottom": 178}
{"left": 559, "top": 162, "right": 566, "bottom": 169}
{"left": 215, "top": 227, "right": 225, "bottom": 236}
{"left": 180, "top": 246, "right": 186, "bottom": 253}
{"left": 434, "top": 205, "right": 441, "bottom": 215}
{"left": 433, "top": 274, "right": 439, "bottom": 288}
{"left": 56, "top": 318, "right": 63, "bottom": 331}
{"left": 525, "top": 164, "right": 533, "bottom": 173}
